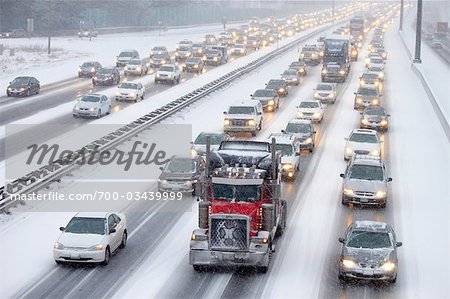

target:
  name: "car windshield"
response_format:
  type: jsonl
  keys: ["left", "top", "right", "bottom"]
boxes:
{"left": 159, "top": 66, "right": 174, "bottom": 72}
{"left": 128, "top": 60, "right": 140, "bottom": 65}
{"left": 98, "top": 69, "right": 113, "bottom": 74}
{"left": 365, "top": 108, "right": 385, "bottom": 116}
{"left": 362, "top": 74, "right": 379, "bottom": 80}
{"left": 193, "top": 44, "right": 203, "bottom": 48}
{"left": 349, "top": 133, "right": 378, "bottom": 143}
{"left": 371, "top": 58, "right": 383, "bottom": 64}
{"left": 179, "top": 41, "right": 191, "bottom": 45}
{"left": 346, "top": 231, "right": 392, "bottom": 248}
{"left": 213, "top": 184, "right": 260, "bottom": 202}
{"left": 153, "top": 47, "right": 165, "bottom": 51}
{"left": 195, "top": 133, "right": 223, "bottom": 145}
{"left": 283, "top": 70, "right": 297, "bottom": 76}
{"left": 178, "top": 46, "right": 190, "bottom": 51}
{"left": 228, "top": 106, "right": 255, "bottom": 114}
{"left": 187, "top": 58, "right": 200, "bottom": 63}
{"left": 119, "top": 83, "right": 138, "bottom": 89}
{"left": 358, "top": 88, "right": 378, "bottom": 96}
{"left": 119, "top": 52, "right": 133, "bottom": 57}
{"left": 317, "top": 84, "right": 332, "bottom": 91}
{"left": 153, "top": 54, "right": 166, "bottom": 59}
{"left": 327, "top": 65, "right": 340, "bottom": 71}
{"left": 166, "top": 158, "right": 195, "bottom": 173}
{"left": 349, "top": 164, "right": 384, "bottom": 181}
{"left": 206, "top": 50, "right": 219, "bottom": 55}
{"left": 290, "top": 62, "right": 301, "bottom": 67}
{"left": 302, "top": 47, "right": 316, "bottom": 51}
{"left": 276, "top": 144, "right": 294, "bottom": 156}
{"left": 82, "top": 62, "right": 95, "bottom": 67}
{"left": 286, "top": 123, "right": 311, "bottom": 134}
{"left": 267, "top": 81, "right": 283, "bottom": 89}
{"left": 235, "top": 45, "right": 245, "bottom": 48}
{"left": 299, "top": 101, "right": 319, "bottom": 108}
{"left": 81, "top": 95, "right": 101, "bottom": 103}
{"left": 11, "top": 77, "right": 29, "bottom": 85}
{"left": 369, "top": 66, "right": 383, "bottom": 72}
{"left": 254, "top": 89, "right": 275, "bottom": 97}
{"left": 64, "top": 217, "right": 105, "bottom": 235}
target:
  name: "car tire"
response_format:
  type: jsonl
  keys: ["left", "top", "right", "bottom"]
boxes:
{"left": 380, "top": 201, "right": 387, "bottom": 208}
{"left": 36, "top": 88, "right": 40, "bottom": 94}
{"left": 26, "top": 89, "right": 31, "bottom": 97}
{"left": 119, "top": 231, "right": 127, "bottom": 249}
{"left": 341, "top": 195, "right": 348, "bottom": 206}
{"left": 107, "top": 106, "right": 111, "bottom": 115}
{"left": 141, "top": 93, "right": 145, "bottom": 100}
{"left": 6, "top": 92, "right": 10, "bottom": 97}
{"left": 55, "top": 260, "right": 63, "bottom": 265}
{"left": 102, "top": 247, "right": 110, "bottom": 266}
{"left": 97, "top": 109, "right": 102, "bottom": 118}
{"left": 309, "top": 146, "right": 314, "bottom": 153}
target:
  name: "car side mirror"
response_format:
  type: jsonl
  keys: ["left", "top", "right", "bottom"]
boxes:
{"left": 109, "top": 228, "right": 116, "bottom": 234}
{"left": 59, "top": 227, "right": 65, "bottom": 231}
{"left": 387, "top": 114, "right": 391, "bottom": 117}
{"left": 223, "top": 111, "right": 227, "bottom": 114}
{"left": 295, "top": 152, "right": 300, "bottom": 156}
{"left": 258, "top": 112, "right": 262, "bottom": 115}
{"left": 250, "top": 94, "right": 253, "bottom": 97}
{"left": 396, "top": 242, "right": 403, "bottom": 247}
{"left": 339, "top": 173, "right": 345, "bottom": 178}
{"left": 159, "top": 166, "right": 164, "bottom": 171}
{"left": 353, "top": 92, "right": 356, "bottom": 95}
{"left": 281, "top": 129, "right": 286, "bottom": 133}
{"left": 190, "top": 141, "right": 194, "bottom": 145}
{"left": 9, "top": 82, "right": 11, "bottom": 84}
{"left": 387, "top": 177, "right": 392, "bottom": 182}
{"left": 338, "top": 237, "right": 345, "bottom": 243}
{"left": 344, "top": 137, "right": 348, "bottom": 141}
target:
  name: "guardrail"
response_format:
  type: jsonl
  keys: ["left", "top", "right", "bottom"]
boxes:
{"left": 0, "top": 22, "right": 339, "bottom": 213}
{"left": 398, "top": 31, "right": 450, "bottom": 142}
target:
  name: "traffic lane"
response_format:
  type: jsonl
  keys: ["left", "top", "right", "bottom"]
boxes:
{"left": 0, "top": 69, "right": 202, "bottom": 161}
{"left": 19, "top": 194, "right": 195, "bottom": 299}
{"left": 318, "top": 36, "right": 399, "bottom": 299}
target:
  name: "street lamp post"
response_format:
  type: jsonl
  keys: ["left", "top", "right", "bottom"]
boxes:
{"left": 413, "top": 0, "right": 423, "bottom": 63}
{"left": 399, "top": 0, "right": 404, "bottom": 31}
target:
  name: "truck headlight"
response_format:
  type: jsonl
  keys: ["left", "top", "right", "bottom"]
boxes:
{"left": 248, "top": 119, "right": 256, "bottom": 126}
{"left": 370, "top": 149, "right": 379, "bottom": 156}
{"left": 305, "top": 137, "right": 312, "bottom": 144}
{"left": 339, "top": 70, "right": 346, "bottom": 75}
{"left": 342, "top": 259, "right": 356, "bottom": 268}
{"left": 224, "top": 119, "right": 231, "bottom": 126}
{"left": 343, "top": 188, "right": 354, "bottom": 196}
{"left": 54, "top": 242, "right": 65, "bottom": 250}
{"left": 381, "top": 261, "right": 396, "bottom": 272}
{"left": 376, "top": 190, "right": 387, "bottom": 197}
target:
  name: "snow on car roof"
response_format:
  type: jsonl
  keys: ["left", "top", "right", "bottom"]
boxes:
{"left": 354, "top": 220, "right": 389, "bottom": 232}
{"left": 75, "top": 212, "right": 109, "bottom": 218}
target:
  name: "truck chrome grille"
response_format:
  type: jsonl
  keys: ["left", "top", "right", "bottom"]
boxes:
{"left": 231, "top": 119, "right": 248, "bottom": 126}
{"left": 355, "top": 191, "right": 375, "bottom": 196}
{"left": 210, "top": 215, "right": 249, "bottom": 251}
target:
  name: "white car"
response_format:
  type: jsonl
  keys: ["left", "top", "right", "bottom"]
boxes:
{"left": 314, "top": 83, "right": 337, "bottom": 104}
{"left": 53, "top": 212, "right": 127, "bottom": 265}
{"left": 73, "top": 93, "right": 111, "bottom": 118}
{"left": 149, "top": 46, "right": 168, "bottom": 58}
{"left": 344, "top": 129, "right": 382, "bottom": 160}
{"left": 223, "top": 100, "right": 264, "bottom": 136}
{"left": 155, "top": 64, "right": 181, "bottom": 85}
{"left": 368, "top": 56, "right": 384, "bottom": 70}
{"left": 115, "top": 82, "right": 145, "bottom": 102}
{"left": 231, "top": 44, "right": 247, "bottom": 56}
{"left": 177, "top": 39, "right": 193, "bottom": 49}
{"left": 296, "top": 99, "right": 325, "bottom": 123}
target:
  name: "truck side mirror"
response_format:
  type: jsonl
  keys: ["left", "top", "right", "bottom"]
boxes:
{"left": 396, "top": 242, "right": 403, "bottom": 247}
{"left": 339, "top": 173, "right": 345, "bottom": 178}
{"left": 387, "top": 177, "right": 392, "bottom": 182}
{"left": 223, "top": 111, "right": 227, "bottom": 114}
{"left": 159, "top": 166, "right": 164, "bottom": 171}
{"left": 281, "top": 130, "right": 286, "bottom": 133}
{"left": 59, "top": 227, "right": 65, "bottom": 231}
{"left": 338, "top": 237, "right": 345, "bottom": 243}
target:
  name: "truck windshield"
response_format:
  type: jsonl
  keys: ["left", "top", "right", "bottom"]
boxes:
{"left": 213, "top": 184, "right": 260, "bottom": 202}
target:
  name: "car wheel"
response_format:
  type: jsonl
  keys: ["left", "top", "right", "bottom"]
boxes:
{"left": 141, "top": 93, "right": 145, "bottom": 100}
{"left": 6, "top": 92, "right": 10, "bottom": 97}
{"left": 55, "top": 260, "right": 63, "bottom": 265}
{"left": 341, "top": 195, "right": 348, "bottom": 206}
{"left": 26, "top": 89, "right": 31, "bottom": 97}
{"left": 309, "top": 146, "right": 314, "bottom": 153}
{"left": 119, "top": 231, "right": 127, "bottom": 249}
{"left": 338, "top": 273, "right": 350, "bottom": 283}
{"left": 97, "top": 109, "right": 102, "bottom": 118}
{"left": 102, "top": 247, "right": 110, "bottom": 266}
{"left": 107, "top": 106, "right": 111, "bottom": 115}
{"left": 251, "top": 131, "right": 257, "bottom": 137}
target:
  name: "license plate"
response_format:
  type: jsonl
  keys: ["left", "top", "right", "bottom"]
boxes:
{"left": 363, "top": 269, "right": 374, "bottom": 275}
{"left": 70, "top": 253, "right": 80, "bottom": 259}
{"left": 223, "top": 253, "right": 234, "bottom": 261}
{"left": 360, "top": 198, "right": 369, "bottom": 203}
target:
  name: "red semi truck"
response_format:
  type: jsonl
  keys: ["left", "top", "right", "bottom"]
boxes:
{"left": 189, "top": 139, "right": 286, "bottom": 273}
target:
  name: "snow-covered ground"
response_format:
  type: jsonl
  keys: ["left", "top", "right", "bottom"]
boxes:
{"left": 401, "top": 8, "right": 450, "bottom": 124}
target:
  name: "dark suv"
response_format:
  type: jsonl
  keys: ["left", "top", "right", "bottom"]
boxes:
{"left": 92, "top": 68, "right": 120, "bottom": 86}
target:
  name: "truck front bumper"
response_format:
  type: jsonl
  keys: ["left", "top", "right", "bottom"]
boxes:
{"left": 190, "top": 249, "right": 269, "bottom": 267}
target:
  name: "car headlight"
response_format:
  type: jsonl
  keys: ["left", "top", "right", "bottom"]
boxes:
{"left": 78, "top": 67, "right": 82, "bottom": 72}
{"left": 279, "top": 88, "right": 285, "bottom": 93}
{"left": 20, "top": 87, "right": 26, "bottom": 92}
{"left": 314, "top": 92, "right": 319, "bottom": 98}
{"left": 268, "top": 100, "right": 275, "bottom": 106}
{"left": 365, "top": 58, "right": 370, "bottom": 64}
{"left": 130, "top": 92, "right": 135, "bottom": 97}
{"left": 136, "top": 67, "right": 141, "bottom": 72}
{"left": 322, "top": 69, "right": 327, "bottom": 74}
{"left": 299, "top": 68, "right": 305, "bottom": 72}
{"left": 198, "top": 49, "right": 203, "bottom": 53}
{"left": 372, "top": 99, "right": 379, "bottom": 105}
{"left": 376, "top": 190, "right": 387, "bottom": 197}
{"left": 356, "top": 97, "right": 362, "bottom": 103}
{"left": 342, "top": 259, "right": 356, "bottom": 269}
{"left": 305, "top": 137, "right": 313, "bottom": 144}
{"left": 87, "top": 244, "right": 104, "bottom": 251}
{"left": 213, "top": 57, "right": 218, "bottom": 61}
{"left": 240, "top": 49, "right": 244, "bottom": 53}
{"left": 311, "top": 53, "right": 316, "bottom": 58}
{"left": 159, "top": 179, "right": 168, "bottom": 184}
{"left": 191, "top": 148, "right": 198, "bottom": 156}
{"left": 381, "top": 261, "right": 396, "bottom": 272}
{"left": 156, "top": 74, "right": 160, "bottom": 78}
{"left": 124, "top": 66, "right": 128, "bottom": 70}
{"left": 301, "top": 53, "right": 304, "bottom": 57}
{"left": 370, "top": 149, "right": 379, "bottom": 156}
{"left": 54, "top": 242, "right": 64, "bottom": 250}
{"left": 361, "top": 118, "right": 369, "bottom": 125}
{"left": 282, "top": 163, "right": 293, "bottom": 170}
{"left": 90, "top": 107, "right": 97, "bottom": 111}
{"left": 345, "top": 147, "right": 353, "bottom": 155}
{"left": 115, "top": 92, "right": 120, "bottom": 96}
{"left": 224, "top": 119, "right": 231, "bottom": 126}
{"left": 7, "top": 87, "right": 12, "bottom": 91}
{"left": 360, "top": 80, "right": 365, "bottom": 86}
{"left": 91, "top": 67, "right": 95, "bottom": 72}
{"left": 380, "top": 119, "right": 388, "bottom": 126}
{"left": 313, "top": 112, "right": 320, "bottom": 118}
{"left": 339, "top": 70, "right": 346, "bottom": 75}
{"left": 248, "top": 119, "right": 256, "bottom": 126}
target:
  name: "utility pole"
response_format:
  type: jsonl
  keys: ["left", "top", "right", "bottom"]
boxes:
{"left": 399, "top": 0, "right": 404, "bottom": 31}
{"left": 413, "top": 0, "right": 423, "bottom": 63}
{"left": 47, "top": 0, "right": 51, "bottom": 55}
